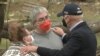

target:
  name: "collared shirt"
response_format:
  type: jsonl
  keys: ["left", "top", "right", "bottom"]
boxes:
{"left": 69, "top": 20, "right": 84, "bottom": 31}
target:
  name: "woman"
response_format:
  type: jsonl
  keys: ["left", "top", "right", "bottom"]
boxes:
{"left": 2, "top": 21, "right": 38, "bottom": 56}
{"left": 29, "top": 6, "right": 63, "bottom": 50}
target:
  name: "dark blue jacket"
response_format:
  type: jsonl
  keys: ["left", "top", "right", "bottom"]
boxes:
{"left": 37, "top": 22, "right": 97, "bottom": 56}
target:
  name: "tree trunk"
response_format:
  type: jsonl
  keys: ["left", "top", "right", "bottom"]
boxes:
{"left": 0, "top": 4, "right": 6, "bottom": 34}
{"left": 89, "top": 22, "right": 100, "bottom": 33}
{"left": 0, "top": 0, "right": 7, "bottom": 42}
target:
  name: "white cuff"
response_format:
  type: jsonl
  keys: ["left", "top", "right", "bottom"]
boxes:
{"left": 62, "top": 33, "right": 66, "bottom": 39}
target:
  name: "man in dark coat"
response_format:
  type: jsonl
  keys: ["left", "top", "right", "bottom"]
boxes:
{"left": 21, "top": 3, "right": 97, "bottom": 56}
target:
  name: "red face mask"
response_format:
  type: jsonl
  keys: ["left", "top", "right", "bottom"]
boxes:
{"left": 39, "top": 19, "right": 51, "bottom": 32}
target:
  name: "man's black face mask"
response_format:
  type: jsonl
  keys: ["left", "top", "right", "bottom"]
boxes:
{"left": 62, "top": 19, "right": 67, "bottom": 27}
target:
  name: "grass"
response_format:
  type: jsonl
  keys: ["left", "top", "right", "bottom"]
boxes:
{"left": 0, "top": 38, "right": 10, "bottom": 49}
{"left": 96, "top": 33, "right": 100, "bottom": 47}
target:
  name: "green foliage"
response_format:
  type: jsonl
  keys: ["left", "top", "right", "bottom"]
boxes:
{"left": 0, "top": 38, "right": 10, "bottom": 49}
{"left": 96, "top": 33, "right": 100, "bottom": 47}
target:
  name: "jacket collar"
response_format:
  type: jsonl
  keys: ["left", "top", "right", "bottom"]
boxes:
{"left": 71, "top": 21, "right": 87, "bottom": 32}
{"left": 69, "top": 20, "right": 84, "bottom": 31}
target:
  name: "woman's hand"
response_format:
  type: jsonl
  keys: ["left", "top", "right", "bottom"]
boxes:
{"left": 53, "top": 27, "right": 65, "bottom": 36}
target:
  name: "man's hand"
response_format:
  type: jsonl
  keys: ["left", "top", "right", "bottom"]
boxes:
{"left": 53, "top": 27, "right": 65, "bottom": 36}
{"left": 20, "top": 46, "right": 38, "bottom": 55}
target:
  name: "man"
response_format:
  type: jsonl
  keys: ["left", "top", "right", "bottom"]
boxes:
{"left": 21, "top": 3, "right": 97, "bottom": 56}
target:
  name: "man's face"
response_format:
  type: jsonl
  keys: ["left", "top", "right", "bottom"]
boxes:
{"left": 63, "top": 15, "right": 69, "bottom": 24}
{"left": 62, "top": 15, "right": 71, "bottom": 27}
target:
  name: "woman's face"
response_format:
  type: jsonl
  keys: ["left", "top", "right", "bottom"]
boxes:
{"left": 23, "top": 29, "right": 34, "bottom": 45}
{"left": 23, "top": 35, "right": 33, "bottom": 45}
{"left": 36, "top": 12, "right": 49, "bottom": 23}
{"left": 35, "top": 12, "right": 51, "bottom": 32}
